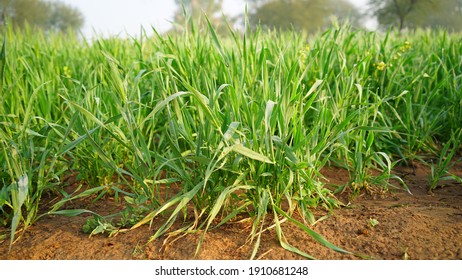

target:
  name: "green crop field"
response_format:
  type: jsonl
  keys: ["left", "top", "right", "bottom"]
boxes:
{"left": 1, "top": 20, "right": 461, "bottom": 259}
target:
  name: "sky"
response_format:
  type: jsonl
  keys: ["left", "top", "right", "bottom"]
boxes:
{"left": 60, "top": 0, "right": 372, "bottom": 38}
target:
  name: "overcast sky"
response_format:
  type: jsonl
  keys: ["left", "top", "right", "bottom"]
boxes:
{"left": 60, "top": 0, "right": 371, "bottom": 38}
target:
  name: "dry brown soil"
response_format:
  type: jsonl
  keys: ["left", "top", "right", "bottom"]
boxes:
{"left": 1, "top": 161, "right": 461, "bottom": 260}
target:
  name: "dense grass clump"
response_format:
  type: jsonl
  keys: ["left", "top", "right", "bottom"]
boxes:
{"left": 1, "top": 22, "right": 461, "bottom": 257}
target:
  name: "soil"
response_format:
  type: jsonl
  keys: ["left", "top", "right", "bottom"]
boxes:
{"left": 1, "top": 161, "right": 461, "bottom": 260}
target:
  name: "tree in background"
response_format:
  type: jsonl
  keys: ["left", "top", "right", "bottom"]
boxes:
{"left": 48, "top": 1, "right": 84, "bottom": 33}
{"left": 173, "top": 0, "right": 233, "bottom": 33}
{"left": 368, "top": 0, "right": 462, "bottom": 31}
{"left": 174, "top": 0, "right": 222, "bottom": 20}
{"left": 413, "top": 0, "right": 462, "bottom": 31}
{"left": 247, "top": 0, "right": 361, "bottom": 33}
{"left": 0, "top": 0, "right": 83, "bottom": 32}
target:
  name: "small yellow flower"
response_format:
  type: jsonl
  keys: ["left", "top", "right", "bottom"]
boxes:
{"left": 400, "top": 41, "right": 411, "bottom": 52}
{"left": 63, "top": 66, "right": 72, "bottom": 78}
{"left": 404, "top": 41, "right": 411, "bottom": 49}
{"left": 376, "top": 61, "right": 386, "bottom": 71}
{"left": 299, "top": 45, "right": 310, "bottom": 63}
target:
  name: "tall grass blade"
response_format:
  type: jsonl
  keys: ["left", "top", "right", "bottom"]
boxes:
{"left": 9, "top": 174, "right": 29, "bottom": 253}
{"left": 0, "top": 37, "right": 5, "bottom": 82}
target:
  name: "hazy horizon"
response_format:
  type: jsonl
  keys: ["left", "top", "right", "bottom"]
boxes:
{"left": 60, "top": 0, "right": 373, "bottom": 38}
